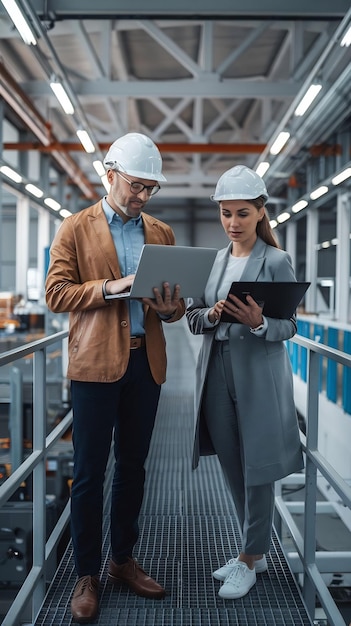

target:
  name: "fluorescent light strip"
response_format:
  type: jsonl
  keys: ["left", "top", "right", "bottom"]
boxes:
{"left": 332, "top": 167, "right": 351, "bottom": 185}
{"left": 25, "top": 182, "right": 43, "bottom": 198}
{"left": 270, "top": 131, "right": 290, "bottom": 156}
{"left": 93, "top": 160, "right": 106, "bottom": 177}
{"left": 291, "top": 199, "right": 308, "bottom": 213}
{"left": 1, "top": 0, "right": 37, "bottom": 45}
{"left": 76, "top": 129, "right": 95, "bottom": 154}
{"left": 256, "top": 161, "right": 270, "bottom": 177}
{"left": 0, "top": 163, "right": 69, "bottom": 219}
{"left": 59, "top": 208, "right": 72, "bottom": 218}
{"left": 310, "top": 186, "right": 328, "bottom": 200}
{"left": 44, "top": 197, "right": 61, "bottom": 211}
{"left": 0, "top": 164, "right": 22, "bottom": 183}
{"left": 276, "top": 212, "right": 290, "bottom": 223}
{"left": 294, "top": 84, "right": 322, "bottom": 117}
{"left": 340, "top": 25, "right": 351, "bottom": 47}
{"left": 50, "top": 81, "right": 75, "bottom": 115}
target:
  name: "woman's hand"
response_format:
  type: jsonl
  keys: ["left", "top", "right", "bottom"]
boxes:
{"left": 209, "top": 299, "right": 226, "bottom": 323}
{"left": 223, "top": 293, "right": 263, "bottom": 327}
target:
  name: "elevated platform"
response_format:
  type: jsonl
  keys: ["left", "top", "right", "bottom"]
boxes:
{"left": 33, "top": 323, "right": 313, "bottom": 626}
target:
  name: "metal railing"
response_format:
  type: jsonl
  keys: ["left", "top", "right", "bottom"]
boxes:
{"left": 0, "top": 331, "right": 71, "bottom": 626}
{"left": 288, "top": 316, "right": 351, "bottom": 414}
{"left": 0, "top": 328, "right": 351, "bottom": 625}
{"left": 275, "top": 333, "right": 351, "bottom": 626}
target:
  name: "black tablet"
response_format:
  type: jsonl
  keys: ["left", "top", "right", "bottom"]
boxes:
{"left": 220, "top": 281, "right": 310, "bottom": 323}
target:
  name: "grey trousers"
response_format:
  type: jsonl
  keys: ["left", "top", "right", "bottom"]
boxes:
{"left": 203, "top": 341, "right": 274, "bottom": 555}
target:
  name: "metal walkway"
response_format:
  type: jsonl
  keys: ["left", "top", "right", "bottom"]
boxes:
{"left": 34, "top": 324, "right": 313, "bottom": 626}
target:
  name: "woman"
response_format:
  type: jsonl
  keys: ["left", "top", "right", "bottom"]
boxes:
{"left": 186, "top": 165, "right": 303, "bottom": 600}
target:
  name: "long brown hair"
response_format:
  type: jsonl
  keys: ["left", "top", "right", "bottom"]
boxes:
{"left": 250, "top": 196, "right": 281, "bottom": 249}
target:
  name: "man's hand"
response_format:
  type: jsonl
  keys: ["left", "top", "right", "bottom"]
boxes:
{"left": 105, "top": 274, "right": 135, "bottom": 296}
{"left": 142, "top": 282, "right": 181, "bottom": 317}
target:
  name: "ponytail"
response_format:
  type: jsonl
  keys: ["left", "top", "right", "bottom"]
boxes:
{"left": 250, "top": 196, "right": 281, "bottom": 249}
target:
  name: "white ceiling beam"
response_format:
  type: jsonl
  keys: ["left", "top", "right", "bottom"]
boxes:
{"left": 138, "top": 19, "right": 201, "bottom": 77}
{"left": 198, "top": 22, "right": 213, "bottom": 72}
{"left": 152, "top": 98, "right": 193, "bottom": 140}
{"left": 110, "top": 24, "right": 140, "bottom": 130}
{"left": 100, "top": 20, "right": 112, "bottom": 76}
{"left": 217, "top": 21, "right": 270, "bottom": 75}
{"left": 70, "top": 20, "right": 106, "bottom": 78}
{"left": 27, "top": 0, "right": 351, "bottom": 18}
{"left": 193, "top": 97, "right": 203, "bottom": 138}
{"left": 205, "top": 100, "right": 241, "bottom": 136}
{"left": 148, "top": 98, "right": 194, "bottom": 143}
{"left": 111, "top": 26, "right": 128, "bottom": 80}
{"left": 24, "top": 77, "right": 301, "bottom": 98}
{"left": 293, "top": 26, "right": 336, "bottom": 81}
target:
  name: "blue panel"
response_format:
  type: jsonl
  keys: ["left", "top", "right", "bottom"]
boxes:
{"left": 44, "top": 246, "right": 50, "bottom": 277}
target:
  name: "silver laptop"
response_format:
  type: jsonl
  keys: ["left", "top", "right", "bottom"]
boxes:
{"left": 105, "top": 244, "right": 218, "bottom": 300}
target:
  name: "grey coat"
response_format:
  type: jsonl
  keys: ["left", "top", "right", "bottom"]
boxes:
{"left": 186, "top": 237, "right": 304, "bottom": 486}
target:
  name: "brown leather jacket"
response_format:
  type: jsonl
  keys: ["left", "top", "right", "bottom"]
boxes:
{"left": 45, "top": 200, "right": 185, "bottom": 384}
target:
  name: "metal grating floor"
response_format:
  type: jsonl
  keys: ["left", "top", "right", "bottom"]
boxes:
{"left": 34, "top": 323, "right": 313, "bottom": 626}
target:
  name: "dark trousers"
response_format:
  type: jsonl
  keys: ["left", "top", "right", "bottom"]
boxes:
{"left": 70, "top": 348, "right": 161, "bottom": 577}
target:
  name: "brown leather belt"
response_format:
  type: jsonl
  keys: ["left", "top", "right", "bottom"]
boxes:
{"left": 130, "top": 335, "right": 146, "bottom": 349}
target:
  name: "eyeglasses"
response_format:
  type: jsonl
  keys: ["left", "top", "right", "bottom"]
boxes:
{"left": 116, "top": 170, "right": 160, "bottom": 196}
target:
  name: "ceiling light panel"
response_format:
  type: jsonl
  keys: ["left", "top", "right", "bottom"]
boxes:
{"left": 50, "top": 81, "right": 75, "bottom": 115}
{"left": 310, "top": 186, "right": 328, "bottom": 200}
{"left": 1, "top": 0, "right": 37, "bottom": 45}
{"left": 332, "top": 168, "right": 351, "bottom": 185}
{"left": 0, "top": 164, "right": 22, "bottom": 183}
{"left": 76, "top": 130, "right": 95, "bottom": 154}
{"left": 294, "top": 84, "right": 322, "bottom": 117}
{"left": 270, "top": 132, "right": 290, "bottom": 156}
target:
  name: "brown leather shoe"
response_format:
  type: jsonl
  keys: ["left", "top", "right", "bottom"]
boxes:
{"left": 108, "top": 557, "right": 166, "bottom": 599}
{"left": 71, "top": 575, "right": 99, "bottom": 623}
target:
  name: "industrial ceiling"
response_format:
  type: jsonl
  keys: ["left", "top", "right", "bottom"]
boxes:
{"left": 0, "top": 1, "right": 351, "bottom": 216}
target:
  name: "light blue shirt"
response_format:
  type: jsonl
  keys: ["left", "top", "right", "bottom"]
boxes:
{"left": 102, "top": 197, "right": 145, "bottom": 335}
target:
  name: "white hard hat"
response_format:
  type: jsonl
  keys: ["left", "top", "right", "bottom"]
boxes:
{"left": 211, "top": 165, "right": 268, "bottom": 202}
{"left": 103, "top": 132, "right": 166, "bottom": 182}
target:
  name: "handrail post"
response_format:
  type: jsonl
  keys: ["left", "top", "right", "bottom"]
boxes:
{"left": 31, "top": 347, "right": 47, "bottom": 622}
{"left": 9, "top": 366, "right": 23, "bottom": 472}
{"left": 302, "top": 348, "right": 320, "bottom": 618}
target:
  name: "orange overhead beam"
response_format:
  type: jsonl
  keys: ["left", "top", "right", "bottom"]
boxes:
{"left": 160, "top": 143, "right": 267, "bottom": 154}
{"left": 309, "top": 144, "right": 342, "bottom": 157}
{"left": 4, "top": 142, "right": 267, "bottom": 154}
{"left": 3, "top": 142, "right": 344, "bottom": 156}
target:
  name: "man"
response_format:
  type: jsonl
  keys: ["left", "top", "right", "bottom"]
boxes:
{"left": 45, "top": 133, "right": 185, "bottom": 623}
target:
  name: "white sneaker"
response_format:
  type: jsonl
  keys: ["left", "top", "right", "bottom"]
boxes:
{"left": 253, "top": 555, "right": 268, "bottom": 573}
{"left": 218, "top": 561, "right": 256, "bottom": 599}
{"left": 212, "top": 554, "right": 267, "bottom": 581}
{"left": 212, "top": 557, "right": 237, "bottom": 581}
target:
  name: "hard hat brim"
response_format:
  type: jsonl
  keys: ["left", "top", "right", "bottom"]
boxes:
{"left": 125, "top": 168, "right": 167, "bottom": 182}
{"left": 211, "top": 193, "right": 268, "bottom": 202}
